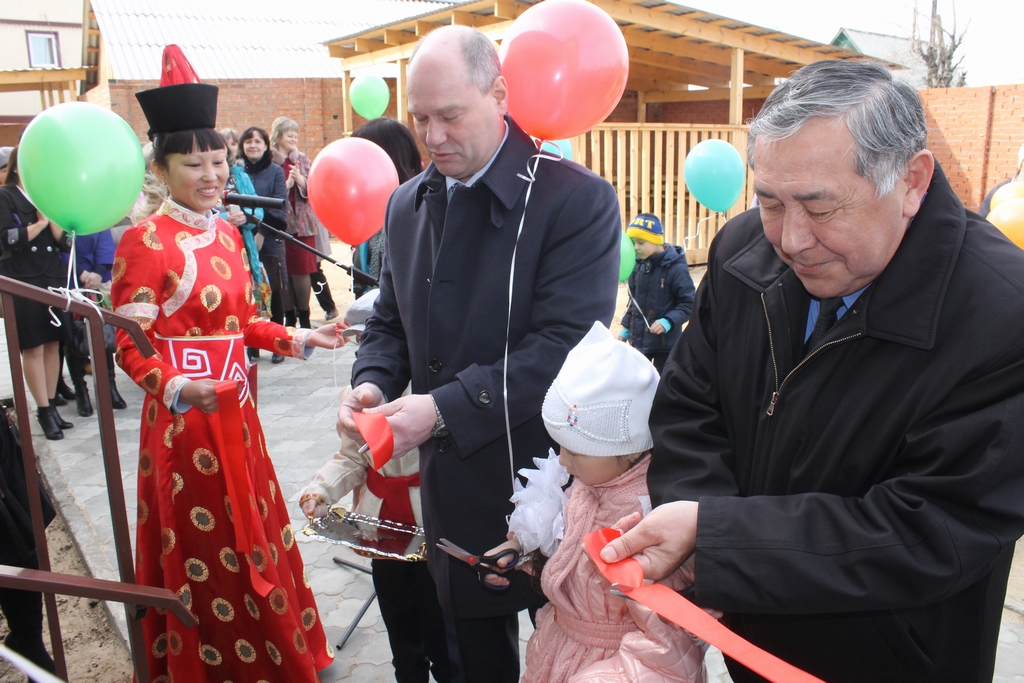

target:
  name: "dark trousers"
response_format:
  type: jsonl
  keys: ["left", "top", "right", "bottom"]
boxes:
{"left": 0, "top": 585, "right": 55, "bottom": 674}
{"left": 372, "top": 559, "right": 452, "bottom": 683}
{"left": 311, "top": 265, "right": 336, "bottom": 314}
{"left": 260, "top": 239, "right": 287, "bottom": 325}
{"left": 443, "top": 610, "right": 519, "bottom": 683}
{"left": 647, "top": 352, "right": 668, "bottom": 374}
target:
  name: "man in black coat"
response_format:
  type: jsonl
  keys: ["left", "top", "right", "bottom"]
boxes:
{"left": 601, "top": 60, "right": 1024, "bottom": 682}
{"left": 338, "top": 25, "right": 621, "bottom": 683}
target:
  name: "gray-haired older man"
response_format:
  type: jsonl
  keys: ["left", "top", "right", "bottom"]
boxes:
{"left": 601, "top": 60, "right": 1024, "bottom": 682}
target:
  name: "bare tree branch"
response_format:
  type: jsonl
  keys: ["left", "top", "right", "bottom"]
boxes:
{"left": 912, "top": 0, "right": 968, "bottom": 87}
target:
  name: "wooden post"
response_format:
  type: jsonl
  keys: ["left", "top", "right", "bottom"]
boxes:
{"left": 342, "top": 70, "right": 353, "bottom": 135}
{"left": 729, "top": 48, "right": 744, "bottom": 126}
{"left": 396, "top": 58, "right": 408, "bottom": 127}
{"left": 637, "top": 90, "right": 647, "bottom": 124}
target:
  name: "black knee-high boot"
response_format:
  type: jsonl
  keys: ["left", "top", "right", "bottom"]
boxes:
{"left": 297, "top": 309, "right": 311, "bottom": 329}
{"left": 107, "top": 352, "right": 126, "bottom": 409}
{"left": 284, "top": 310, "right": 297, "bottom": 328}
{"left": 67, "top": 353, "right": 93, "bottom": 417}
{"left": 54, "top": 343, "right": 75, "bottom": 403}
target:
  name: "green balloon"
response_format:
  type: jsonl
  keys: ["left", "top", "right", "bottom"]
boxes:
{"left": 349, "top": 76, "right": 390, "bottom": 120}
{"left": 19, "top": 102, "right": 144, "bottom": 235}
{"left": 619, "top": 230, "right": 635, "bottom": 282}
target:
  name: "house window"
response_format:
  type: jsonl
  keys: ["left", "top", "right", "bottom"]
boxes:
{"left": 27, "top": 32, "right": 60, "bottom": 68}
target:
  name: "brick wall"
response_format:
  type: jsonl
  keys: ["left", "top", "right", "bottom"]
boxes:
{"left": 899, "top": 85, "right": 1024, "bottom": 212}
{"left": 655, "top": 98, "right": 768, "bottom": 125}
{"left": 0, "top": 125, "right": 25, "bottom": 147}
{"left": 106, "top": 77, "right": 366, "bottom": 160}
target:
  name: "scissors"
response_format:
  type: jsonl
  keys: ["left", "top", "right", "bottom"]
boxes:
{"left": 436, "top": 538, "right": 527, "bottom": 592}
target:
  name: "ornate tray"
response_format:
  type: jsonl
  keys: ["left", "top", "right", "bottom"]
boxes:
{"left": 302, "top": 507, "right": 427, "bottom": 562}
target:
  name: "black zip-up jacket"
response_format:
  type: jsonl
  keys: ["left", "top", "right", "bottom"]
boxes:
{"left": 650, "top": 164, "right": 1024, "bottom": 683}
{"left": 621, "top": 243, "right": 695, "bottom": 357}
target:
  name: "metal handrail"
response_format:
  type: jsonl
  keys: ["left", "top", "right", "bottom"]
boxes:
{"left": 0, "top": 274, "right": 185, "bottom": 683}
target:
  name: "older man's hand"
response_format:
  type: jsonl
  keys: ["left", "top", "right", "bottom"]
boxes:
{"left": 336, "top": 383, "right": 385, "bottom": 441}
{"left": 599, "top": 500, "right": 699, "bottom": 582}
{"left": 364, "top": 394, "right": 437, "bottom": 459}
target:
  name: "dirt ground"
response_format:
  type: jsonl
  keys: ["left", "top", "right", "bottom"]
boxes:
{"left": 0, "top": 514, "right": 132, "bottom": 683}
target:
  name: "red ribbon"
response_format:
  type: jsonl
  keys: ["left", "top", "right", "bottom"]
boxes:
{"left": 582, "top": 527, "right": 825, "bottom": 683}
{"left": 364, "top": 468, "right": 420, "bottom": 528}
{"left": 212, "top": 381, "right": 274, "bottom": 597}
{"left": 363, "top": 468, "right": 421, "bottom": 555}
{"left": 353, "top": 411, "right": 395, "bottom": 470}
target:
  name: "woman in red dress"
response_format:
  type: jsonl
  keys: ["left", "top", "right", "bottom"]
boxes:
{"left": 112, "top": 49, "right": 339, "bottom": 682}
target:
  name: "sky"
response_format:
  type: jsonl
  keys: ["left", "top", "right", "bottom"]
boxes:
{"left": 685, "top": 0, "right": 1023, "bottom": 86}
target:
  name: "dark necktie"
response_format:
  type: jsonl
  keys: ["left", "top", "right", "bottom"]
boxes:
{"left": 804, "top": 297, "right": 844, "bottom": 355}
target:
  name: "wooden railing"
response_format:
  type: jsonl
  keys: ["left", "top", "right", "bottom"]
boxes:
{"left": 0, "top": 276, "right": 193, "bottom": 682}
{"left": 571, "top": 124, "right": 754, "bottom": 265}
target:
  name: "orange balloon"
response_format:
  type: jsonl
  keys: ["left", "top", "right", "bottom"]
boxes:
{"left": 308, "top": 138, "right": 399, "bottom": 245}
{"left": 498, "top": 0, "right": 629, "bottom": 140}
{"left": 990, "top": 181, "right": 1024, "bottom": 212}
{"left": 987, "top": 197, "right": 1024, "bottom": 249}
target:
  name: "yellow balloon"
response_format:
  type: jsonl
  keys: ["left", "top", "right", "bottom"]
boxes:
{"left": 990, "top": 181, "right": 1024, "bottom": 212}
{"left": 988, "top": 197, "right": 1024, "bottom": 249}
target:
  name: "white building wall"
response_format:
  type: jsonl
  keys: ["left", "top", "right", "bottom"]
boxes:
{"left": 0, "top": 0, "right": 84, "bottom": 118}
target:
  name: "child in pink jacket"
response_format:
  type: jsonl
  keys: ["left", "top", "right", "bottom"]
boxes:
{"left": 487, "top": 321, "right": 707, "bottom": 683}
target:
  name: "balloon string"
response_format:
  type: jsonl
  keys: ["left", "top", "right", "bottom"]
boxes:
{"left": 49, "top": 232, "right": 80, "bottom": 328}
{"left": 502, "top": 144, "right": 561, "bottom": 493}
{"left": 685, "top": 217, "right": 711, "bottom": 250}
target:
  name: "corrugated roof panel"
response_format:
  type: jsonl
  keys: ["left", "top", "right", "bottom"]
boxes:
{"left": 92, "top": 0, "right": 448, "bottom": 80}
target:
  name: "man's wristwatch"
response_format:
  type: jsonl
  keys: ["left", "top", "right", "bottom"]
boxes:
{"left": 430, "top": 395, "right": 449, "bottom": 438}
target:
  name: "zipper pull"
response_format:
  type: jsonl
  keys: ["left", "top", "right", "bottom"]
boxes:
{"left": 767, "top": 392, "right": 778, "bottom": 416}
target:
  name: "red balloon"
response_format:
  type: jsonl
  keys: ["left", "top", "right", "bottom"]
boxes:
{"left": 308, "top": 138, "right": 400, "bottom": 245}
{"left": 499, "top": 0, "right": 629, "bottom": 140}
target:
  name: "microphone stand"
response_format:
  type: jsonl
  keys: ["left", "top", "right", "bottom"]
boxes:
{"left": 244, "top": 213, "right": 378, "bottom": 288}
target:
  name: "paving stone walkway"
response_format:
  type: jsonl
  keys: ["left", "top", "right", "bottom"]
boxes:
{"left": 2, "top": 252, "right": 1023, "bottom": 680}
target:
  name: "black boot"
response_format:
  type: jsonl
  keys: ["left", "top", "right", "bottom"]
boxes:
{"left": 1, "top": 589, "right": 56, "bottom": 675}
{"left": 298, "top": 309, "right": 311, "bottom": 329}
{"left": 68, "top": 353, "right": 93, "bottom": 417}
{"left": 107, "top": 353, "right": 127, "bottom": 409}
{"left": 48, "top": 400, "right": 73, "bottom": 430}
{"left": 55, "top": 374, "right": 75, "bottom": 402}
{"left": 284, "top": 309, "right": 297, "bottom": 328}
{"left": 36, "top": 406, "right": 64, "bottom": 440}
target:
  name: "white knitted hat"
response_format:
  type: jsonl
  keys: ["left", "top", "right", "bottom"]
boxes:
{"left": 542, "top": 321, "right": 660, "bottom": 457}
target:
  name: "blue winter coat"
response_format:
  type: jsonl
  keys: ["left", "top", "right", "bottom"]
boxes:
{"left": 621, "top": 244, "right": 695, "bottom": 357}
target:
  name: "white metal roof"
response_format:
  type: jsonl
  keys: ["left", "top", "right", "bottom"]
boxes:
{"left": 91, "top": 0, "right": 452, "bottom": 80}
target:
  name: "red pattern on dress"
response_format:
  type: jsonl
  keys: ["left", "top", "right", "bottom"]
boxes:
{"left": 111, "top": 202, "right": 332, "bottom": 682}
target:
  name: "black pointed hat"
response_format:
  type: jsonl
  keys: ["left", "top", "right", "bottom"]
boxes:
{"left": 135, "top": 45, "right": 218, "bottom": 139}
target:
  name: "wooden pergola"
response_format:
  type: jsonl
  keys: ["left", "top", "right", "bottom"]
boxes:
{"left": 0, "top": 68, "right": 86, "bottom": 110}
{"left": 325, "top": 0, "right": 876, "bottom": 133}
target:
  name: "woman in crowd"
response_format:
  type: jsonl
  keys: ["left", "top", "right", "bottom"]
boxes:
{"left": 219, "top": 127, "right": 241, "bottom": 165}
{"left": 65, "top": 227, "right": 127, "bottom": 416}
{"left": 112, "top": 53, "right": 337, "bottom": 680}
{"left": 270, "top": 116, "right": 335, "bottom": 330}
{"left": 239, "top": 125, "right": 290, "bottom": 362}
{"left": 130, "top": 142, "right": 168, "bottom": 225}
{"left": 0, "top": 147, "right": 75, "bottom": 440}
{"left": 350, "top": 118, "right": 422, "bottom": 297}
{"left": 219, "top": 129, "right": 272, "bottom": 329}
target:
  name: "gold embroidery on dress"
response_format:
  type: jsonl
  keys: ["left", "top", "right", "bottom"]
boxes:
{"left": 211, "top": 597, "right": 235, "bottom": 622}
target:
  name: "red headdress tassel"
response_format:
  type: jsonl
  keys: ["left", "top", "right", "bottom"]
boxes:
{"left": 160, "top": 45, "right": 202, "bottom": 86}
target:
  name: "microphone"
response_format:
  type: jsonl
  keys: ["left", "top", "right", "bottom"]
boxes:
{"left": 223, "top": 192, "right": 286, "bottom": 211}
